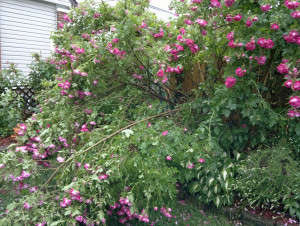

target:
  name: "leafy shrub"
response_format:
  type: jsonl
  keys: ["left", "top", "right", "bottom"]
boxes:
{"left": 0, "top": 90, "right": 24, "bottom": 137}
{"left": 28, "top": 54, "right": 58, "bottom": 91}
{"left": 0, "top": 63, "right": 27, "bottom": 92}
{"left": 235, "top": 146, "right": 300, "bottom": 218}
{"left": 0, "top": 0, "right": 299, "bottom": 224}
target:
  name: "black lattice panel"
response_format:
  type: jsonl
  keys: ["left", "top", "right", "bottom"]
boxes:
{"left": 12, "top": 86, "right": 36, "bottom": 112}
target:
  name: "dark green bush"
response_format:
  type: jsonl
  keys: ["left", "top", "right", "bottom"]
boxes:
{"left": 0, "top": 90, "right": 24, "bottom": 137}
{"left": 235, "top": 146, "right": 300, "bottom": 218}
{"left": 28, "top": 54, "right": 58, "bottom": 91}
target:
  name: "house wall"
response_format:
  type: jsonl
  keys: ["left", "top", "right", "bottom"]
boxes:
{"left": 0, "top": 0, "right": 58, "bottom": 75}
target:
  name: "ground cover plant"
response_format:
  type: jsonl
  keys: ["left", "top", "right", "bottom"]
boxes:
{"left": 0, "top": 0, "right": 299, "bottom": 225}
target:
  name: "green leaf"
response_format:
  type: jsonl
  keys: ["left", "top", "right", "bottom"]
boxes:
{"left": 122, "top": 129, "right": 133, "bottom": 138}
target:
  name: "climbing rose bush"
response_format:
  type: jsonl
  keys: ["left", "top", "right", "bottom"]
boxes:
{"left": 0, "top": 0, "right": 300, "bottom": 224}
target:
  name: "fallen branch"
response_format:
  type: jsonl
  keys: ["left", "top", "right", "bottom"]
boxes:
{"left": 43, "top": 108, "right": 181, "bottom": 187}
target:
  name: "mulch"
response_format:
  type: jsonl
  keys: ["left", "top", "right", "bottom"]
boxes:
{"left": 0, "top": 136, "right": 17, "bottom": 149}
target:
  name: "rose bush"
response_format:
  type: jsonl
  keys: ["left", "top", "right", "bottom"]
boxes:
{"left": 0, "top": 0, "right": 299, "bottom": 224}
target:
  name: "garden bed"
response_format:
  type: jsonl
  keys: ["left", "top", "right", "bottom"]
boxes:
{"left": 0, "top": 137, "right": 16, "bottom": 150}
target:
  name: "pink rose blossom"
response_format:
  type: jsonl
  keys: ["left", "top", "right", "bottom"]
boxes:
{"left": 246, "top": 38, "right": 256, "bottom": 51}
{"left": 162, "top": 131, "right": 168, "bottom": 136}
{"left": 257, "top": 38, "right": 274, "bottom": 49}
{"left": 285, "top": 1, "right": 299, "bottom": 9}
{"left": 196, "top": 19, "right": 208, "bottom": 26}
{"left": 225, "top": 77, "right": 236, "bottom": 88}
{"left": 198, "top": 158, "right": 205, "bottom": 163}
{"left": 99, "top": 173, "right": 109, "bottom": 180}
{"left": 57, "top": 156, "right": 65, "bottom": 162}
{"left": 233, "top": 14, "right": 242, "bottom": 21}
{"left": 284, "top": 80, "right": 294, "bottom": 88}
{"left": 246, "top": 20, "right": 253, "bottom": 27}
{"left": 292, "top": 81, "right": 300, "bottom": 91}
{"left": 23, "top": 202, "right": 32, "bottom": 209}
{"left": 187, "top": 163, "right": 194, "bottom": 169}
{"left": 235, "top": 67, "right": 247, "bottom": 77}
{"left": 225, "top": 0, "right": 235, "bottom": 7}
{"left": 257, "top": 56, "right": 267, "bottom": 65}
{"left": 289, "top": 96, "right": 300, "bottom": 108}
{"left": 277, "top": 63, "right": 289, "bottom": 74}
{"left": 261, "top": 4, "right": 271, "bottom": 12}
{"left": 291, "top": 11, "right": 300, "bottom": 19}
{"left": 270, "top": 23, "right": 280, "bottom": 30}
{"left": 166, "top": 156, "right": 172, "bottom": 160}
{"left": 287, "top": 110, "right": 300, "bottom": 117}
{"left": 190, "top": 6, "right": 198, "bottom": 11}
{"left": 211, "top": 0, "right": 221, "bottom": 8}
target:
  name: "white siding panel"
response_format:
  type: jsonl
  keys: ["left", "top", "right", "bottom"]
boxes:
{"left": 2, "top": 43, "right": 52, "bottom": 50}
{"left": 1, "top": 8, "right": 56, "bottom": 21}
{"left": 0, "top": 0, "right": 56, "bottom": 75}
{"left": 2, "top": 9, "right": 55, "bottom": 23}
{"left": 1, "top": 32, "right": 52, "bottom": 43}
{"left": 1, "top": 20, "right": 55, "bottom": 32}
{"left": 1, "top": 51, "right": 51, "bottom": 58}
{"left": 1, "top": 24, "right": 55, "bottom": 35}
{"left": 1, "top": 0, "right": 56, "bottom": 12}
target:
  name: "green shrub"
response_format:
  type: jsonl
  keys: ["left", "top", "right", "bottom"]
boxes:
{"left": 0, "top": 63, "right": 27, "bottom": 92}
{"left": 235, "top": 146, "right": 300, "bottom": 219}
{"left": 0, "top": 90, "right": 24, "bottom": 137}
{"left": 28, "top": 54, "right": 58, "bottom": 91}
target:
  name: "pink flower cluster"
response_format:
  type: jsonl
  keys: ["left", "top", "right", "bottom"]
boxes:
{"left": 63, "top": 14, "right": 72, "bottom": 22}
{"left": 225, "top": 76, "right": 236, "bottom": 88}
{"left": 261, "top": 4, "right": 271, "bottom": 12}
{"left": 270, "top": 23, "right": 280, "bottom": 30}
{"left": 289, "top": 96, "right": 300, "bottom": 108}
{"left": 257, "top": 38, "right": 274, "bottom": 49}
{"left": 226, "top": 14, "right": 242, "bottom": 22}
{"left": 225, "top": 0, "right": 235, "bottom": 7}
{"left": 277, "top": 62, "right": 289, "bottom": 74}
{"left": 196, "top": 19, "right": 207, "bottom": 26}
{"left": 107, "top": 43, "right": 127, "bottom": 59}
{"left": 60, "top": 198, "right": 71, "bottom": 207}
{"left": 153, "top": 28, "right": 164, "bottom": 38}
{"left": 133, "top": 73, "right": 142, "bottom": 79}
{"left": 284, "top": 0, "right": 299, "bottom": 9}
{"left": 160, "top": 207, "right": 172, "bottom": 218}
{"left": 17, "top": 123, "right": 27, "bottom": 136}
{"left": 283, "top": 30, "right": 300, "bottom": 45}
{"left": 107, "top": 196, "right": 150, "bottom": 224}
{"left": 291, "top": 11, "right": 300, "bottom": 18}
{"left": 235, "top": 67, "right": 247, "bottom": 77}
{"left": 246, "top": 38, "right": 256, "bottom": 51}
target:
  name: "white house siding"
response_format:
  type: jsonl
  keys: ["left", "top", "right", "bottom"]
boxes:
{"left": 0, "top": 0, "right": 57, "bottom": 75}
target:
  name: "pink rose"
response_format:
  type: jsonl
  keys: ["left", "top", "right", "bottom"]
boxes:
{"left": 162, "top": 131, "right": 168, "bottom": 136}
{"left": 289, "top": 96, "right": 300, "bottom": 108}
{"left": 270, "top": 23, "right": 280, "bottom": 30}
{"left": 261, "top": 4, "right": 271, "bottom": 12}
{"left": 225, "top": 77, "right": 236, "bottom": 88}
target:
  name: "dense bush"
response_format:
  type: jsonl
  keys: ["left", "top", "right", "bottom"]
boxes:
{"left": 28, "top": 54, "right": 58, "bottom": 91}
{"left": 0, "top": 0, "right": 299, "bottom": 225}
{"left": 235, "top": 147, "right": 300, "bottom": 218}
{"left": 0, "top": 63, "right": 27, "bottom": 92}
{"left": 0, "top": 90, "right": 24, "bottom": 137}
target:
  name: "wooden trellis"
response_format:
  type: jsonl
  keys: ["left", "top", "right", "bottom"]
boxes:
{"left": 12, "top": 85, "right": 36, "bottom": 111}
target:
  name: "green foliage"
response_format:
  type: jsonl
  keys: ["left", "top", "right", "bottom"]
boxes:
{"left": 28, "top": 54, "right": 58, "bottom": 91}
{"left": 0, "top": 63, "right": 27, "bottom": 92}
{"left": 235, "top": 146, "right": 300, "bottom": 218}
{"left": 0, "top": 90, "right": 24, "bottom": 137}
{"left": 0, "top": 0, "right": 299, "bottom": 224}
{"left": 188, "top": 152, "right": 236, "bottom": 208}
